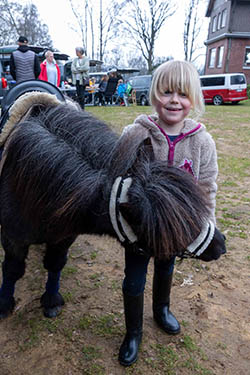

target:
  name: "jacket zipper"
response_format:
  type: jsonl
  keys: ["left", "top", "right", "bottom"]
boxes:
{"left": 148, "top": 116, "right": 201, "bottom": 164}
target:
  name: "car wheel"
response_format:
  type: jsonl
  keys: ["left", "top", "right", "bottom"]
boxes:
{"left": 213, "top": 95, "right": 223, "bottom": 106}
{"left": 140, "top": 95, "right": 148, "bottom": 106}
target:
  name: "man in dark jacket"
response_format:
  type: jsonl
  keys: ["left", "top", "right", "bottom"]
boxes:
{"left": 10, "top": 36, "right": 41, "bottom": 84}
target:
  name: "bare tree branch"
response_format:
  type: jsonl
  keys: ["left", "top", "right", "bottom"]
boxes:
{"left": 120, "top": 0, "right": 176, "bottom": 73}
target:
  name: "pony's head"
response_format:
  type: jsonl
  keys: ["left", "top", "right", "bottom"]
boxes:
{"left": 109, "top": 137, "right": 226, "bottom": 261}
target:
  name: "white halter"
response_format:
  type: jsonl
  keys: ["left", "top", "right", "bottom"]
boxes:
{"left": 109, "top": 176, "right": 138, "bottom": 244}
{"left": 186, "top": 220, "right": 215, "bottom": 257}
{"left": 109, "top": 176, "right": 215, "bottom": 256}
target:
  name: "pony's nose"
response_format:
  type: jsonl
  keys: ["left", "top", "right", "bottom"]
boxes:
{"left": 221, "top": 247, "right": 227, "bottom": 254}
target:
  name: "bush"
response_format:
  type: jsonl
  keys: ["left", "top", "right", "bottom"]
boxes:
{"left": 247, "top": 84, "right": 250, "bottom": 98}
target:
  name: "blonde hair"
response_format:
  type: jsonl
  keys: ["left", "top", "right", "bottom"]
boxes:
{"left": 45, "top": 50, "right": 54, "bottom": 58}
{"left": 150, "top": 60, "right": 205, "bottom": 119}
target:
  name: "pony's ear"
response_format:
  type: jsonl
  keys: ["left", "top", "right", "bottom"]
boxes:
{"left": 139, "top": 137, "right": 154, "bottom": 161}
{"left": 129, "top": 137, "right": 154, "bottom": 172}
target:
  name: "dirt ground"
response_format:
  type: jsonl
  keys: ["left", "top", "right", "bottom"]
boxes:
{"left": 0, "top": 192, "right": 249, "bottom": 375}
{"left": 0, "top": 106, "right": 250, "bottom": 374}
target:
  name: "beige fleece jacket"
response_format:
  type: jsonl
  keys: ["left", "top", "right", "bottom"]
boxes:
{"left": 121, "top": 113, "right": 218, "bottom": 224}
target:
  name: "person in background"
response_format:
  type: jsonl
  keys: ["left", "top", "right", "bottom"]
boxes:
{"left": 10, "top": 36, "right": 40, "bottom": 84}
{"left": 39, "top": 50, "right": 61, "bottom": 87}
{"left": 95, "top": 74, "right": 108, "bottom": 106}
{"left": 71, "top": 47, "right": 89, "bottom": 110}
{"left": 86, "top": 76, "right": 96, "bottom": 104}
{"left": 118, "top": 60, "right": 219, "bottom": 367}
{"left": 115, "top": 79, "right": 127, "bottom": 106}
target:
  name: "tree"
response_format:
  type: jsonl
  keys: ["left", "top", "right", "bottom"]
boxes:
{"left": 183, "top": 0, "right": 205, "bottom": 62}
{"left": 120, "top": 0, "right": 176, "bottom": 73}
{"left": 0, "top": 0, "right": 53, "bottom": 47}
{"left": 68, "top": 0, "right": 89, "bottom": 54}
{"left": 98, "top": 0, "right": 126, "bottom": 62}
{"left": 68, "top": 0, "right": 126, "bottom": 61}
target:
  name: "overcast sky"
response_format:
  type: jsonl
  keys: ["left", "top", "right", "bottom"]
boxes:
{"left": 27, "top": 0, "right": 209, "bottom": 65}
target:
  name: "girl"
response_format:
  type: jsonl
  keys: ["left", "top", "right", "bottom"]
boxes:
{"left": 118, "top": 60, "right": 218, "bottom": 366}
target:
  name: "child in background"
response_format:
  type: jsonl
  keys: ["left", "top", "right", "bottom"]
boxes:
{"left": 118, "top": 60, "right": 219, "bottom": 366}
{"left": 115, "top": 79, "right": 127, "bottom": 105}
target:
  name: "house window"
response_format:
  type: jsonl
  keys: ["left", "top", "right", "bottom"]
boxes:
{"left": 209, "top": 48, "right": 216, "bottom": 68}
{"left": 244, "top": 47, "right": 250, "bottom": 66}
{"left": 217, "top": 13, "right": 221, "bottom": 30}
{"left": 221, "top": 9, "right": 227, "bottom": 28}
{"left": 217, "top": 46, "right": 224, "bottom": 68}
{"left": 212, "top": 15, "right": 217, "bottom": 32}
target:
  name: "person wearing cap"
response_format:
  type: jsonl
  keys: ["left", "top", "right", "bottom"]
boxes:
{"left": 10, "top": 36, "right": 41, "bottom": 84}
{"left": 39, "top": 50, "right": 61, "bottom": 87}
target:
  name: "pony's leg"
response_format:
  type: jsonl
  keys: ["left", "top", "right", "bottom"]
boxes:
{"left": 41, "top": 237, "right": 76, "bottom": 318}
{"left": 0, "top": 232, "right": 29, "bottom": 319}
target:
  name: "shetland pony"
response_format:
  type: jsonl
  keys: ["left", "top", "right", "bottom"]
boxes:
{"left": 0, "top": 96, "right": 226, "bottom": 319}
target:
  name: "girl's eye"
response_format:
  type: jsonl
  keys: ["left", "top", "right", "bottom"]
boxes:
{"left": 180, "top": 92, "right": 187, "bottom": 97}
{"left": 164, "top": 90, "right": 172, "bottom": 95}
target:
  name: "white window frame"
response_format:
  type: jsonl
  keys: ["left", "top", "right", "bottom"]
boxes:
{"left": 244, "top": 47, "right": 250, "bottom": 66}
{"left": 212, "top": 15, "right": 217, "bottom": 32}
{"left": 209, "top": 48, "right": 216, "bottom": 68}
{"left": 221, "top": 9, "right": 227, "bottom": 28}
{"left": 217, "top": 13, "right": 221, "bottom": 30}
{"left": 217, "top": 46, "right": 224, "bottom": 68}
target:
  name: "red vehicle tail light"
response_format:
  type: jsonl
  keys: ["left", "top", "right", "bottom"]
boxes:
{"left": 1, "top": 77, "right": 7, "bottom": 89}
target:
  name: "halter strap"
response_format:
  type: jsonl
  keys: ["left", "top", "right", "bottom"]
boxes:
{"left": 109, "top": 176, "right": 215, "bottom": 255}
{"left": 186, "top": 220, "right": 215, "bottom": 257}
{"left": 109, "top": 176, "right": 138, "bottom": 244}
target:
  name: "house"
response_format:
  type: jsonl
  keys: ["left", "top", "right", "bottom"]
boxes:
{"left": 204, "top": 0, "right": 250, "bottom": 83}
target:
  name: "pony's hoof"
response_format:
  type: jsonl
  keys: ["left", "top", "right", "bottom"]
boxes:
{"left": 0, "top": 296, "right": 15, "bottom": 319}
{"left": 40, "top": 291, "right": 65, "bottom": 318}
{"left": 43, "top": 305, "right": 63, "bottom": 318}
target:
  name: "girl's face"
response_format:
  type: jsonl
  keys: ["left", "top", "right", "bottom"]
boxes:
{"left": 154, "top": 90, "right": 192, "bottom": 128}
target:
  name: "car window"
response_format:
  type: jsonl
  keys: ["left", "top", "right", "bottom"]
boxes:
{"left": 128, "top": 76, "right": 151, "bottom": 88}
{"left": 230, "top": 75, "right": 245, "bottom": 85}
{"left": 200, "top": 76, "right": 225, "bottom": 86}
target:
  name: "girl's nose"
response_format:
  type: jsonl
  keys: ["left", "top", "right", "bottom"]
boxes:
{"left": 170, "top": 92, "right": 179, "bottom": 102}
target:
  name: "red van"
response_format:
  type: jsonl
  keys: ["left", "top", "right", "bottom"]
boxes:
{"left": 200, "top": 73, "right": 248, "bottom": 105}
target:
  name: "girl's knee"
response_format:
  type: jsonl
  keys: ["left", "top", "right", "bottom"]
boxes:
{"left": 122, "top": 277, "right": 146, "bottom": 296}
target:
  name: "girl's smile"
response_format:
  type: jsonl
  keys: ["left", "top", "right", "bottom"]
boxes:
{"left": 154, "top": 91, "right": 192, "bottom": 133}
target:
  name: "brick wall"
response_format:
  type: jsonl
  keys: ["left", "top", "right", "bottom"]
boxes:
{"left": 205, "top": 38, "right": 250, "bottom": 83}
{"left": 229, "top": 39, "right": 250, "bottom": 83}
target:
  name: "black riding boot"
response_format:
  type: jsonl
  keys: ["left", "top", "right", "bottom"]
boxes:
{"left": 119, "top": 293, "right": 143, "bottom": 366}
{"left": 153, "top": 272, "right": 180, "bottom": 334}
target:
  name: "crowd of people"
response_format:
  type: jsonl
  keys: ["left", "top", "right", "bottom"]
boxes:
{"left": 9, "top": 36, "right": 134, "bottom": 109}
{"left": 7, "top": 35, "right": 224, "bottom": 369}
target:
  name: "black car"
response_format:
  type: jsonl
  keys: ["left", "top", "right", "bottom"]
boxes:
{"left": 128, "top": 75, "right": 152, "bottom": 105}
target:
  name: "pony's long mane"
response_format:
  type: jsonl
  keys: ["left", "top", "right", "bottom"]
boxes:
{"left": 2, "top": 104, "right": 151, "bottom": 223}
{"left": 2, "top": 104, "right": 118, "bottom": 222}
{"left": 126, "top": 161, "right": 210, "bottom": 258}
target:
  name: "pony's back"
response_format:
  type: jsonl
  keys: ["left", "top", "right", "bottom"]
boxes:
{"left": 0, "top": 104, "right": 118, "bottom": 227}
